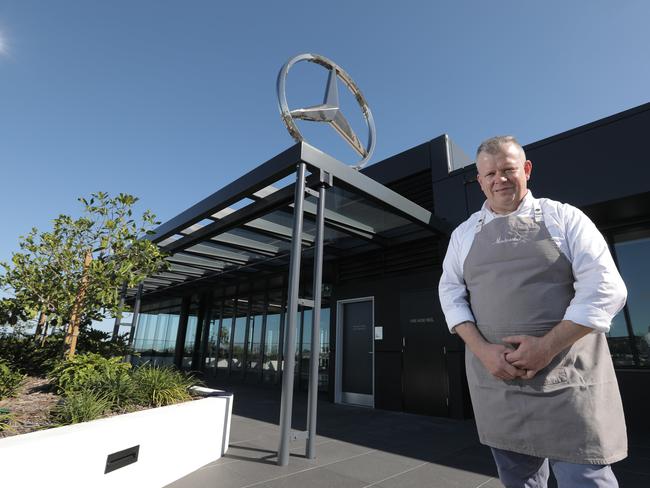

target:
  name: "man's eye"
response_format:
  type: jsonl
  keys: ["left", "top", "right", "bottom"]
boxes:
{"left": 487, "top": 172, "right": 495, "bottom": 177}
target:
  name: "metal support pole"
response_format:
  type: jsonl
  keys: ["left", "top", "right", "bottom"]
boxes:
{"left": 112, "top": 282, "right": 128, "bottom": 342}
{"left": 128, "top": 283, "right": 144, "bottom": 348}
{"left": 278, "top": 162, "right": 307, "bottom": 466}
{"left": 306, "top": 183, "right": 326, "bottom": 459}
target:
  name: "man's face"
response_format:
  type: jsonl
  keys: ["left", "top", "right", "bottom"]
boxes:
{"left": 476, "top": 143, "right": 532, "bottom": 214}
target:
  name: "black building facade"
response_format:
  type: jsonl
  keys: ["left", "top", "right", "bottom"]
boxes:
{"left": 129, "top": 103, "right": 650, "bottom": 429}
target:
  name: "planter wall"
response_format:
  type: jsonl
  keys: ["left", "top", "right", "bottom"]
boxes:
{"left": 0, "top": 393, "right": 233, "bottom": 488}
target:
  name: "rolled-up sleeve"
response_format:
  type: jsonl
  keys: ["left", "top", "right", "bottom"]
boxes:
{"left": 439, "top": 227, "right": 475, "bottom": 333}
{"left": 562, "top": 205, "right": 627, "bottom": 333}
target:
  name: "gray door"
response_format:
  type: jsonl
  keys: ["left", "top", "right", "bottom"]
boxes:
{"left": 337, "top": 298, "right": 374, "bottom": 407}
{"left": 401, "top": 289, "right": 448, "bottom": 416}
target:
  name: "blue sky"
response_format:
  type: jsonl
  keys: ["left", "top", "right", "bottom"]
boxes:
{"left": 1, "top": 1, "right": 649, "bottom": 329}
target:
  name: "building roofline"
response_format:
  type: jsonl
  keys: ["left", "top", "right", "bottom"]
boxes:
{"left": 525, "top": 102, "right": 650, "bottom": 151}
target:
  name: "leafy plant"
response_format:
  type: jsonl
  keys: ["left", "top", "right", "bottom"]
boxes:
{"left": 0, "top": 334, "right": 61, "bottom": 376}
{"left": 86, "top": 370, "right": 138, "bottom": 411}
{"left": 0, "top": 408, "right": 17, "bottom": 433}
{"left": 132, "top": 365, "right": 197, "bottom": 407}
{"left": 76, "top": 328, "right": 132, "bottom": 358}
{"left": 0, "top": 329, "right": 133, "bottom": 378}
{"left": 48, "top": 353, "right": 131, "bottom": 394}
{"left": 51, "top": 389, "right": 113, "bottom": 425}
{"left": 0, "top": 360, "right": 25, "bottom": 400}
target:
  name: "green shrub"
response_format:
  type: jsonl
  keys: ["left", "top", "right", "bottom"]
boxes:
{"left": 0, "top": 329, "right": 133, "bottom": 378}
{"left": 48, "top": 353, "right": 131, "bottom": 394}
{"left": 0, "top": 334, "right": 61, "bottom": 376}
{"left": 76, "top": 328, "right": 132, "bottom": 358}
{"left": 86, "top": 370, "right": 138, "bottom": 411}
{"left": 0, "top": 360, "right": 25, "bottom": 400}
{"left": 132, "top": 365, "right": 197, "bottom": 407}
{"left": 51, "top": 389, "right": 113, "bottom": 425}
{"left": 0, "top": 407, "right": 17, "bottom": 433}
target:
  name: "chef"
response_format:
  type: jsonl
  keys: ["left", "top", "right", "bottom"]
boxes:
{"left": 439, "top": 136, "right": 627, "bottom": 487}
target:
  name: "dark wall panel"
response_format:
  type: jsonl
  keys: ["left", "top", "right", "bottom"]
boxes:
{"left": 332, "top": 268, "right": 468, "bottom": 417}
{"left": 525, "top": 108, "right": 650, "bottom": 208}
{"left": 616, "top": 370, "right": 650, "bottom": 438}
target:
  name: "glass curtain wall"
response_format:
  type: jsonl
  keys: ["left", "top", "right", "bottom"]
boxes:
{"left": 181, "top": 297, "right": 200, "bottom": 370}
{"left": 298, "top": 308, "right": 330, "bottom": 391}
{"left": 245, "top": 296, "right": 265, "bottom": 380}
{"left": 609, "top": 228, "right": 650, "bottom": 368}
{"left": 217, "top": 298, "right": 236, "bottom": 374}
{"left": 135, "top": 283, "right": 331, "bottom": 388}
{"left": 263, "top": 290, "right": 285, "bottom": 383}
{"left": 203, "top": 298, "right": 224, "bottom": 376}
{"left": 231, "top": 299, "right": 249, "bottom": 374}
{"left": 132, "top": 299, "right": 182, "bottom": 366}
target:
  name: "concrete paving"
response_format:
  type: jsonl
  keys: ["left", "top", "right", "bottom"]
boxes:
{"left": 166, "top": 382, "right": 650, "bottom": 488}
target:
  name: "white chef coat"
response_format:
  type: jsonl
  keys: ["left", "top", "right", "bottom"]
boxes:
{"left": 439, "top": 191, "right": 627, "bottom": 333}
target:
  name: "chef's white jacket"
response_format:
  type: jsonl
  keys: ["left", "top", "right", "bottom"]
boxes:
{"left": 438, "top": 192, "right": 627, "bottom": 333}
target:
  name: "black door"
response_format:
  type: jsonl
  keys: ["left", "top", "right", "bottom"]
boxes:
{"left": 339, "top": 299, "right": 374, "bottom": 407}
{"left": 401, "top": 289, "right": 448, "bottom": 416}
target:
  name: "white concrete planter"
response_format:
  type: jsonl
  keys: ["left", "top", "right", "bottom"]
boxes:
{"left": 0, "top": 390, "right": 233, "bottom": 488}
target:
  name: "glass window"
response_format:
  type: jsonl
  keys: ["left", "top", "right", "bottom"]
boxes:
{"left": 217, "top": 299, "right": 235, "bottom": 372}
{"left": 612, "top": 230, "right": 650, "bottom": 368}
{"left": 263, "top": 312, "right": 281, "bottom": 382}
{"left": 298, "top": 307, "right": 330, "bottom": 391}
{"left": 319, "top": 308, "right": 330, "bottom": 391}
{"left": 203, "top": 300, "right": 224, "bottom": 376}
{"left": 293, "top": 310, "right": 303, "bottom": 384}
{"left": 132, "top": 304, "right": 180, "bottom": 367}
{"left": 246, "top": 298, "right": 264, "bottom": 375}
{"left": 182, "top": 314, "right": 198, "bottom": 370}
{"left": 163, "top": 314, "right": 179, "bottom": 357}
{"left": 231, "top": 299, "right": 248, "bottom": 372}
{"left": 299, "top": 309, "right": 312, "bottom": 387}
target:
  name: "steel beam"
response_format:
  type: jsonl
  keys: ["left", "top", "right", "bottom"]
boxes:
{"left": 150, "top": 144, "right": 302, "bottom": 243}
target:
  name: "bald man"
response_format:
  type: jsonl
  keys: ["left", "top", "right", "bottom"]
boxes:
{"left": 439, "top": 136, "right": 627, "bottom": 487}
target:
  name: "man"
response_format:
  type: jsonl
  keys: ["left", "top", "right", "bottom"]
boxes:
{"left": 439, "top": 136, "right": 627, "bottom": 487}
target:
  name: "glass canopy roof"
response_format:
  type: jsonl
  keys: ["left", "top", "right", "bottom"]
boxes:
{"left": 128, "top": 142, "right": 452, "bottom": 298}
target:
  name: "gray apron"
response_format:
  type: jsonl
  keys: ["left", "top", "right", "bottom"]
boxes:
{"left": 463, "top": 201, "right": 627, "bottom": 464}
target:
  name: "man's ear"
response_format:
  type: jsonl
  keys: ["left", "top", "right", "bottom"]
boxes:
{"left": 524, "top": 160, "right": 533, "bottom": 180}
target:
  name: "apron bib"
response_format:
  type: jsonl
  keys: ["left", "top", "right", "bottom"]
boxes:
{"left": 463, "top": 201, "right": 627, "bottom": 464}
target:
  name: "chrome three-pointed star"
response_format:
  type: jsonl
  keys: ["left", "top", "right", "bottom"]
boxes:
{"left": 289, "top": 69, "right": 365, "bottom": 158}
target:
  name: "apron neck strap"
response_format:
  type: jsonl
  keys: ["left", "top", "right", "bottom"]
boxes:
{"left": 475, "top": 211, "right": 486, "bottom": 233}
{"left": 532, "top": 199, "right": 543, "bottom": 223}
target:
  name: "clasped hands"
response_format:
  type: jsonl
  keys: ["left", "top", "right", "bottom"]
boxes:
{"left": 477, "top": 335, "right": 554, "bottom": 381}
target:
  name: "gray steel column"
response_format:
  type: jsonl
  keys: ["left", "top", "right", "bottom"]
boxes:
{"left": 128, "top": 283, "right": 144, "bottom": 348}
{"left": 306, "top": 183, "right": 326, "bottom": 458}
{"left": 278, "top": 162, "right": 307, "bottom": 466}
{"left": 112, "top": 282, "right": 128, "bottom": 341}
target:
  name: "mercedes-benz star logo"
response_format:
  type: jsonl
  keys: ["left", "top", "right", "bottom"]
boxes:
{"left": 277, "top": 53, "right": 376, "bottom": 170}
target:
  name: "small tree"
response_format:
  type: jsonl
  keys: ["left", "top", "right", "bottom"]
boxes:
{"left": 0, "top": 192, "right": 168, "bottom": 358}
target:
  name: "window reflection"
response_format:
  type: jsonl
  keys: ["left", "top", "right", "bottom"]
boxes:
{"left": 246, "top": 298, "right": 265, "bottom": 377}
{"left": 132, "top": 287, "right": 332, "bottom": 389}
{"left": 203, "top": 299, "right": 224, "bottom": 376}
{"left": 231, "top": 301, "right": 248, "bottom": 372}
{"left": 263, "top": 312, "right": 281, "bottom": 382}
{"left": 297, "top": 308, "right": 330, "bottom": 391}
{"left": 181, "top": 298, "right": 199, "bottom": 370}
{"left": 608, "top": 313, "right": 635, "bottom": 366}
{"left": 217, "top": 299, "right": 235, "bottom": 372}
{"left": 132, "top": 299, "right": 181, "bottom": 367}
{"left": 612, "top": 230, "right": 650, "bottom": 368}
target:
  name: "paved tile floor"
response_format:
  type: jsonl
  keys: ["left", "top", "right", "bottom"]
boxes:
{"left": 167, "top": 382, "right": 650, "bottom": 488}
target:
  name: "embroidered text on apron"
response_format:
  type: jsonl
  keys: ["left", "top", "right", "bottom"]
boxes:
{"left": 462, "top": 201, "right": 627, "bottom": 464}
